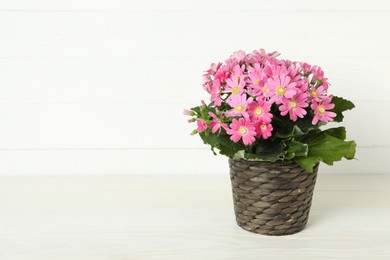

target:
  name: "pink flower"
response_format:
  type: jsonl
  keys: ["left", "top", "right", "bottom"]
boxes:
{"left": 312, "top": 66, "right": 329, "bottom": 89}
{"left": 247, "top": 100, "right": 273, "bottom": 123}
{"left": 227, "top": 118, "right": 256, "bottom": 146}
{"left": 308, "top": 85, "right": 327, "bottom": 101}
{"left": 183, "top": 109, "right": 192, "bottom": 115}
{"left": 208, "top": 112, "right": 228, "bottom": 134}
{"left": 228, "top": 64, "right": 247, "bottom": 84}
{"left": 214, "top": 65, "right": 230, "bottom": 85}
{"left": 204, "top": 62, "right": 222, "bottom": 76}
{"left": 224, "top": 73, "right": 246, "bottom": 96}
{"left": 196, "top": 119, "right": 207, "bottom": 133}
{"left": 230, "top": 50, "right": 246, "bottom": 62}
{"left": 254, "top": 121, "right": 273, "bottom": 139}
{"left": 247, "top": 49, "right": 280, "bottom": 63}
{"left": 311, "top": 97, "right": 336, "bottom": 125}
{"left": 225, "top": 77, "right": 246, "bottom": 96}
{"left": 202, "top": 76, "right": 212, "bottom": 93}
{"left": 279, "top": 92, "right": 309, "bottom": 121}
{"left": 247, "top": 69, "right": 262, "bottom": 90}
{"left": 263, "top": 63, "right": 288, "bottom": 78}
{"left": 226, "top": 94, "right": 253, "bottom": 117}
{"left": 300, "top": 62, "right": 313, "bottom": 75}
{"left": 210, "top": 79, "right": 222, "bottom": 106}
{"left": 266, "top": 75, "right": 297, "bottom": 104}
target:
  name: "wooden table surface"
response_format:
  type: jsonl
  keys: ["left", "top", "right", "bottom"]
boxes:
{"left": 0, "top": 174, "right": 389, "bottom": 259}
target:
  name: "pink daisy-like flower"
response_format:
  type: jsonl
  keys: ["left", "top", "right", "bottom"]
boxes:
{"left": 224, "top": 75, "right": 246, "bottom": 96}
{"left": 208, "top": 112, "right": 228, "bottom": 134}
{"left": 254, "top": 120, "right": 273, "bottom": 139}
{"left": 204, "top": 62, "right": 222, "bottom": 76}
{"left": 263, "top": 63, "right": 288, "bottom": 78}
{"left": 227, "top": 118, "right": 256, "bottom": 146}
{"left": 226, "top": 94, "right": 253, "bottom": 117}
{"left": 312, "top": 66, "right": 329, "bottom": 89}
{"left": 266, "top": 75, "right": 297, "bottom": 104}
{"left": 196, "top": 119, "right": 207, "bottom": 133}
{"left": 247, "top": 100, "right": 273, "bottom": 123}
{"left": 230, "top": 64, "right": 247, "bottom": 83}
{"left": 279, "top": 92, "right": 309, "bottom": 121}
{"left": 300, "top": 62, "right": 313, "bottom": 75}
{"left": 202, "top": 76, "right": 212, "bottom": 93}
{"left": 308, "top": 85, "right": 327, "bottom": 101}
{"left": 230, "top": 50, "right": 246, "bottom": 62}
{"left": 311, "top": 97, "right": 336, "bottom": 125}
{"left": 210, "top": 79, "right": 222, "bottom": 106}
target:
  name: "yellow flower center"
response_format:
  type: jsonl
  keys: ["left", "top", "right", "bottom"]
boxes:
{"left": 262, "top": 87, "right": 270, "bottom": 93}
{"left": 309, "top": 90, "right": 318, "bottom": 98}
{"left": 276, "top": 86, "right": 287, "bottom": 96}
{"left": 317, "top": 105, "right": 326, "bottom": 114}
{"left": 289, "top": 100, "right": 297, "bottom": 109}
{"left": 239, "top": 126, "right": 248, "bottom": 135}
{"left": 260, "top": 124, "right": 267, "bottom": 131}
{"left": 254, "top": 79, "right": 259, "bottom": 85}
{"left": 254, "top": 107, "right": 263, "bottom": 116}
{"left": 234, "top": 105, "right": 244, "bottom": 112}
{"left": 232, "top": 86, "right": 240, "bottom": 94}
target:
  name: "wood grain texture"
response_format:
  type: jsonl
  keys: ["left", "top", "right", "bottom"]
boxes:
{"left": 0, "top": 174, "right": 389, "bottom": 259}
{"left": 0, "top": 102, "right": 385, "bottom": 149}
{"left": 0, "top": 11, "right": 389, "bottom": 58}
{"left": 0, "top": 147, "right": 388, "bottom": 175}
{"left": 0, "top": 0, "right": 389, "bottom": 174}
{"left": 1, "top": 0, "right": 390, "bottom": 12}
{"left": 0, "top": 57, "right": 389, "bottom": 104}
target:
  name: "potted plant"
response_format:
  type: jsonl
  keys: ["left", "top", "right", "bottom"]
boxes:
{"left": 184, "top": 49, "right": 356, "bottom": 235}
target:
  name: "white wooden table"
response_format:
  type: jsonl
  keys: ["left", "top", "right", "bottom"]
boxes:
{"left": 0, "top": 174, "right": 389, "bottom": 259}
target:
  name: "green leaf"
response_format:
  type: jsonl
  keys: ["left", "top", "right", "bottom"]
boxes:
{"left": 295, "top": 133, "right": 357, "bottom": 172}
{"left": 244, "top": 139, "right": 286, "bottom": 162}
{"left": 273, "top": 114, "right": 319, "bottom": 140}
{"left": 323, "top": 127, "right": 346, "bottom": 140}
{"left": 275, "top": 125, "right": 304, "bottom": 138}
{"left": 199, "top": 130, "right": 245, "bottom": 158}
{"left": 285, "top": 139, "right": 308, "bottom": 160}
{"left": 190, "top": 105, "right": 201, "bottom": 115}
{"left": 294, "top": 156, "right": 321, "bottom": 173}
{"left": 331, "top": 96, "right": 355, "bottom": 122}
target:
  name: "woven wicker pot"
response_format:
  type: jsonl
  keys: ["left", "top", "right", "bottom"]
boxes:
{"left": 229, "top": 159, "right": 319, "bottom": 236}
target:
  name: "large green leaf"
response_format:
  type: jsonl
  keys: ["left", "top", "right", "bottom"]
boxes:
{"left": 323, "top": 127, "right": 347, "bottom": 140}
{"left": 331, "top": 96, "right": 355, "bottom": 122}
{"left": 199, "top": 130, "right": 245, "bottom": 158}
{"left": 294, "top": 133, "right": 356, "bottom": 172}
{"left": 244, "top": 139, "right": 286, "bottom": 162}
{"left": 284, "top": 139, "right": 308, "bottom": 160}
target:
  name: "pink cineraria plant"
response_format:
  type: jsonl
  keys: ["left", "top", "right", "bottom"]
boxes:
{"left": 184, "top": 49, "right": 356, "bottom": 172}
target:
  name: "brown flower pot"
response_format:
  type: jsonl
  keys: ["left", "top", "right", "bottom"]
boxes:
{"left": 229, "top": 159, "right": 318, "bottom": 235}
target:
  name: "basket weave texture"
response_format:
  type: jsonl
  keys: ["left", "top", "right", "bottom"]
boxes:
{"left": 229, "top": 159, "right": 318, "bottom": 235}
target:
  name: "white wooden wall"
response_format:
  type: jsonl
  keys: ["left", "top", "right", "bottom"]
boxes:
{"left": 0, "top": 0, "right": 389, "bottom": 175}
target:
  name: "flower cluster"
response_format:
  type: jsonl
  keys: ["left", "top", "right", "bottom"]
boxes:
{"left": 186, "top": 49, "right": 336, "bottom": 146}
